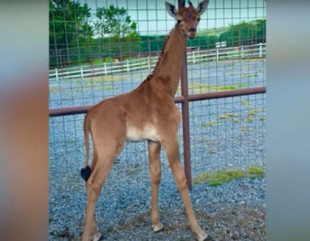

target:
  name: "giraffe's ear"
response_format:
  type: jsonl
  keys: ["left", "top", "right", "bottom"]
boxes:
{"left": 196, "top": 0, "right": 209, "bottom": 15}
{"left": 165, "top": 1, "right": 177, "bottom": 18}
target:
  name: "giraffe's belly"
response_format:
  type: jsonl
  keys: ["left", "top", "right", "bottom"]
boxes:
{"left": 126, "top": 124, "right": 159, "bottom": 142}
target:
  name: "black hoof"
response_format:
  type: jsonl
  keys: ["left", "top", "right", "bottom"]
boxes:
{"left": 80, "top": 166, "right": 91, "bottom": 182}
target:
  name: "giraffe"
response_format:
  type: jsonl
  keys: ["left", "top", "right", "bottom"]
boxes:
{"left": 80, "top": 1, "right": 211, "bottom": 240}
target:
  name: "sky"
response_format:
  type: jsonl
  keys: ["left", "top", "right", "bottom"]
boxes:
{"left": 78, "top": 0, "right": 266, "bottom": 35}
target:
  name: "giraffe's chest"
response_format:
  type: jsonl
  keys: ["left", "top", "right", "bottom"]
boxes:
{"left": 126, "top": 124, "right": 159, "bottom": 142}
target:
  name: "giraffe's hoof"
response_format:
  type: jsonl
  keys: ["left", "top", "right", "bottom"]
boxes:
{"left": 197, "top": 233, "right": 213, "bottom": 241}
{"left": 91, "top": 232, "right": 102, "bottom": 241}
{"left": 152, "top": 222, "right": 164, "bottom": 233}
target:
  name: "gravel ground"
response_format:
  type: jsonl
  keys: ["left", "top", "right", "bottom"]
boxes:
{"left": 49, "top": 59, "right": 266, "bottom": 240}
{"left": 49, "top": 165, "right": 265, "bottom": 241}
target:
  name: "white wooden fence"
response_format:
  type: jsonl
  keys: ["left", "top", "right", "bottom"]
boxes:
{"left": 49, "top": 43, "right": 265, "bottom": 81}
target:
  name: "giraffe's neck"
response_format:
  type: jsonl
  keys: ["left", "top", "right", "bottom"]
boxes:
{"left": 150, "top": 24, "right": 188, "bottom": 96}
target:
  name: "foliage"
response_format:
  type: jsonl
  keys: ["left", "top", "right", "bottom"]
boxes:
{"left": 95, "top": 5, "right": 138, "bottom": 39}
{"left": 49, "top": 0, "right": 93, "bottom": 67}
{"left": 93, "top": 5, "right": 140, "bottom": 61}
{"left": 49, "top": 0, "right": 266, "bottom": 68}
{"left": 218, "top": 19, "right": 266, "bottom": 47}
{"left": 193, "top": 165, "right": 264, "bottom": 186}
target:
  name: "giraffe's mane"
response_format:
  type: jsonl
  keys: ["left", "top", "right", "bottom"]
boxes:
{"left": 140, "top": 26, "right": 177, "bottom": 85}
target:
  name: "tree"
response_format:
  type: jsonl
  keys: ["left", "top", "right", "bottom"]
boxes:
{"left": 218, "top": 20, "right": 266, "bottom": 47}
{"left": 49, "top": 0, "right": 93, "bottom": 67}
{"left": 94, "top": 5, "right": 139, "bottom": 60}
{"left": 95, "top": 5, "right": 137, "bottom": 39}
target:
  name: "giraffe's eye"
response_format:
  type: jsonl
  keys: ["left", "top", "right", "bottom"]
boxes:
{"left": 177, "top": 19, "right": 182, "bottom": 24}
{"left": 197, "top": 18, "right": 201, "bottom": 22}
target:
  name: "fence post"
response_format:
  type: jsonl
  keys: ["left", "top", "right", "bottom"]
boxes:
{"left": 216, "top": 48, "right": 219, "bottom": 61}
{"left": 55, "top": 68, "right": 59, "bottom": 81}
{"left": 104, "top": 62, "right": 107, "bottom": 75}
{"left": 126, "top": 60, "right": 130, "bottom": 72}
{"left": 241, "top": 45, "right": 244, "bottom": 58}
{"left": 259, "top": 42, "right": 263, "bottom": 58}
{"left": 178, "top": 0, "right": 192, "bottom": 190}
{"left": 80, "top": 67, "right": 84, "bottom": 79}
{"left": 193, "top": 51, "right": 196, "bottom": 64}
{"left": 148, "top": 56, "right": 151, "bottom": 69}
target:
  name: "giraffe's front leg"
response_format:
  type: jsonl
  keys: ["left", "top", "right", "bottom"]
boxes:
{"left": 148, "top": 141, "right": 164, "bottom": 232}
{"left": 159, "top": 132, "right": 212, "bottom": 241}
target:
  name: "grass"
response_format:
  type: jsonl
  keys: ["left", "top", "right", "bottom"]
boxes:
{"left": 187, "top": 82, "right": 252, "bottom": 94}
{"left": 248, "top": 108, "right": 265, "bottom": 116}
{"left": 259, "top": 116, "right": 266, "bottom": 121}
{"left": 50, "top": 89, "right": 65, "bottom": 94}
{"left": 246, "top": 117, "right": 254, "bottom": 122}
{"left": 219, "top": 113, "right": 239, "bottom": 120}
{"left": 206, "top": 141, "right": 216, "bottom": 146}
{"left": 202, "top": 113, "right": 241, "bottom": 126}
{"left": 202, "top": 121, "right": 218, "bottom": 127}
{"left": 241, "top": 100, "right": 252, "bottom": 108}
{"left": 242, "top": 73, "right": 259, "bottom": 78}
{"left": 193, "top": 165, "right": 264, "bottom": 186}
{"left": 243, "top": 58, "right": 264, "bottom": 62}
{"left": 91, "top": 58, "right": 114, "bottom": 64}
{"left": 241, "top": 127, "right": 253, "bottom": 132}
{"left": 208, "top": 149, "right": 217, "bottom": 155}
{"left": 85, "top": 74, "right": 129, "bottom": 83}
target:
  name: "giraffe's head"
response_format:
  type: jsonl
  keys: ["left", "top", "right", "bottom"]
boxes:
{"left": 165, "top": 0, "right": 209, "bottom": 39}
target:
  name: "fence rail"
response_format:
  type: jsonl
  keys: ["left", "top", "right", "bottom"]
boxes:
{"left": 49, "top": 43, "right": 266, "bottom": 81}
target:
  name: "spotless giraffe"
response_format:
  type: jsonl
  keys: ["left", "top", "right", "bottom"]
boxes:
{"left": 80, "top": 1, "right": 211, "bottom": 240}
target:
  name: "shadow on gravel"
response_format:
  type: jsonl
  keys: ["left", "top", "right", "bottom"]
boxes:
{"left": 50, "top": 204, "right": 265, "bottom": 241}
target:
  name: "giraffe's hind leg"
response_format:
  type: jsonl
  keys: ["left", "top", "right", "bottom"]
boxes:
{"left": 81, "top": 110, "right": 126, "bottom": 241}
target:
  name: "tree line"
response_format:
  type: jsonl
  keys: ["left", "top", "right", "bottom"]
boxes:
{"left": 49, "top": 0, "right": 265, "bottom": 68}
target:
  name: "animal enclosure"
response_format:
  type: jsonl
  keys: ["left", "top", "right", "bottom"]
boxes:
{"left": 49, "top": 0, "right": 266, "bottom": 240}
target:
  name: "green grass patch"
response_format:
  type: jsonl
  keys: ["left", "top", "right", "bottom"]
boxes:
{"left": 92, "top": 59, "right": 104, "bottom": 65}
{"left": 232, "top": 118, "right": 240, "bottom": 123}
{"left": 241, "top": 127, "right": 253, "bottom": 132}
{"left": 259, "top": 116, "right": 266, "bottom": 121}
{"left": 202, "top": 121, "right": 218, "bottom": 127}
{"left": 188, "top": 82, "right": 252, "bottom": 94}
{"left": 243, "top": 58, "right": 264, "bottom": 62}
{"left": 196, "top": 138, "right": 206, "bottom": 143}
{"left": 193, "top": 165, "right": 264, "bottom": 186}
{"left": 246, "top": 117, "right": 254, "bottom": 122}
{"left": 68, "top": 139, "right": 76, "bottom": 144}
{"left": 206, "top": 141, "right": 216, "bottom": 146}
{"left": 85, "top": 74, "right": 129, "bottom": 83}
{"left": 248, "top": 165, "right": 264, "bottom": 177}
{"left": 103, "top": 57, "right": 114, "bottom": 63}
{"left": 248, "top": 108, "right": 264, "bottom": 116}
{"left": 50, "top": 88, "right": 65, "bottom": 94}
{"left": 226, "top": 51, "right": 240, "bottom": 59}
{"left": 49, "top": 83, "right": 60, "bottom": 88}
{"left": 242, "top": 73, "right": 259, "bottom": 78}
{"left": 218, "top": 113, "right": 239, "bottom": 120}
{"left": 241, "top": 100, "right": 252, "bottom": 108}
{"left": 208, "top": 149, "right": 217, "bottom": 155}
{"left": 124, "top": 57, "right": 139, "bottom": 61}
